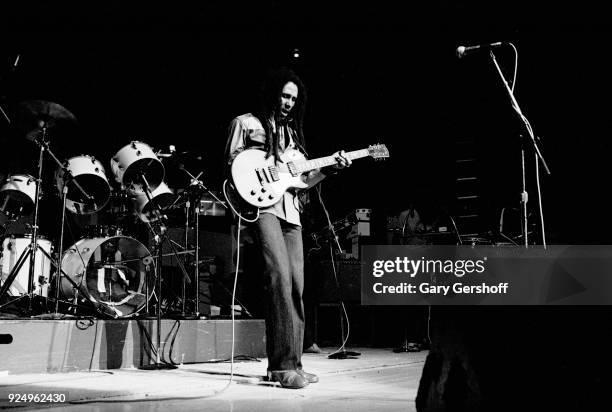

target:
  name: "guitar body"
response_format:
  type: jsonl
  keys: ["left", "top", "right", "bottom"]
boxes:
{"left": 223, "top": 179, "right": 260, "bottom": 220}
{"left": 231, "top": 149, "right": 309, "bottom": 208}
{"left": 230, "top": 144, "right": 388, "bottom": 209}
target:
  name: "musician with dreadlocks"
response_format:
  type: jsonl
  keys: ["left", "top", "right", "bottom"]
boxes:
{"left": 224, "top": 67, "right": 350, "bottom": 389}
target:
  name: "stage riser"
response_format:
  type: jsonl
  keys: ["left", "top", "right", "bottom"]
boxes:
{"left": 0, "top": 319, "right": 265, "bottom": 374}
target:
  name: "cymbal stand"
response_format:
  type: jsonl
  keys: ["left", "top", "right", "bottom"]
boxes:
{"left": 0, "top": 129, "right": 45, "bottom": 309}
{"left": 39, "top": 135, "right": 92, "bottom": 318}
{"left": 0, "top": 127, "right": 90, "bottom": 314}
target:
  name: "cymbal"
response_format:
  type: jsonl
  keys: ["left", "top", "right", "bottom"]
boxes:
{"left": 15, "top": 100, "right": 77, "bottom": 140}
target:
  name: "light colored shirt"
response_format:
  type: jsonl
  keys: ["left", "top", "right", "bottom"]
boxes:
{"left": 225, "top": 113, "right": 301, "bottom": 226}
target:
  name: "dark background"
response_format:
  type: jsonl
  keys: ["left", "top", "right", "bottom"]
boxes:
{"left": 1, "top": 1, "right": 611, "bottom": 242}
{"left": 2, "top": 3, "right": 612, "bottom": 409}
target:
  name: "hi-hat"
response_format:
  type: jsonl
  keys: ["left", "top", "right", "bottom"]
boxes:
{"left": 15, "top": 100, "right": 77, "bottom": 140}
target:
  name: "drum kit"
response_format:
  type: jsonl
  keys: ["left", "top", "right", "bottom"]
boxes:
{"left": 0, "top": 100, "right": 222, "bottom": 320}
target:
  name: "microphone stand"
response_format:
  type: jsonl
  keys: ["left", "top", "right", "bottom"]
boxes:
{"left": 325, "top": 241, "right": 360, "bottom": 359}
{"left": 316, "top": 190, "right": 360, "bottom": 359}
{"left": 489, "top": 48, "right": 551, "bottom": 249}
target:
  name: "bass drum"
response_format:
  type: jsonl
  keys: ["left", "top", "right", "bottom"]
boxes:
{"left": 60, "top": 236, "right": 153, "bottom": 318}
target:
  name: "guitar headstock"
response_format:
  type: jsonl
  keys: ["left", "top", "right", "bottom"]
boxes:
{"left": 368, "top": 143, "right": 389, "bottom": 160}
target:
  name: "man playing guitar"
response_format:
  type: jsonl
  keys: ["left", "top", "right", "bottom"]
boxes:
{"left": 224, "top": 67, "right": 350, "bottom": 389}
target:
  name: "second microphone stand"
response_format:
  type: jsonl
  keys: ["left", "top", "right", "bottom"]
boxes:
{"left": 315, "top": 189, "right": 360, "bottom": 359}
{"left": 488, "top": 47, "right": 550, "bottom": 248}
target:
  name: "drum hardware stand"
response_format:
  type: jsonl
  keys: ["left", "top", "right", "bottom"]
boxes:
{"left": 175, "top": 187, "right": 203, "bottom": 319}
{"left": 0, "top": 127, "right": 90, "bottom": 315}
{"left": 137, "top": 172, "right": 195, "bottom": 370}
{"left": 0, "top": 133, "right": 94, "bottom": 317}
{"left": 172, "top": 193, "right": 199, "bottom": 320}
{"left": 488, "top": 47, "right": 550, "bottom": 248}
{"left": 38, "top": 135, "right": 93, "bottom": 319}
{"left": 48, "top": 171, "right": 89, "bottom": 318}
{"left": 179, "top": 168, "right": 237, "bottom": 319}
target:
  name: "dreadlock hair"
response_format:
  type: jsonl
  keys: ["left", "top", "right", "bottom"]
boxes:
{"left": 254, "top": 67, "right": 308, "bottom": 162}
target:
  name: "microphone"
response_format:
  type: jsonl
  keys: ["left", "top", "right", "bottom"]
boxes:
{"left": 456, "top": 42, "right": 504, "bottom": 58}
{"left": 12, "top": 54, "right": 20, "bottom": 72}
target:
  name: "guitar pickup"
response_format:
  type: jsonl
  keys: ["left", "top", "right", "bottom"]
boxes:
{"left": 255, "top": 169, "right": 265, "bottom": 186}
{"left": 256, "top": 168, "right": 271, "bottom": 184}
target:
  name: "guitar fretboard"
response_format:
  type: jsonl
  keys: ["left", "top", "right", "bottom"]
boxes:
{"left": 295, "top": 149, "right": 370, "bottom": 173}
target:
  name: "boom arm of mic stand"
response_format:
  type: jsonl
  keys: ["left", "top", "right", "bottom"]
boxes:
{"left": 489, "top": 50, "right": 551, "bottom": 175}
{"left": 489, "top": 48, "right": 550, "bottom": 249}
{"left": 0, "top": 104, "right": 11, "bottom": 125}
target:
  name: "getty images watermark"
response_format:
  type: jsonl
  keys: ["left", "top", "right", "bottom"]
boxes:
{"left": 371, "top": 255, "right": 509, "bottom": 296}
{"left": 361, "top": 245, "right": 612, "bottom": 305}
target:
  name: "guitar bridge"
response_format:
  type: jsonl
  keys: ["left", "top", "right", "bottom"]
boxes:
{"left": 268, "top": 166, "right": 279, "bottom": 181}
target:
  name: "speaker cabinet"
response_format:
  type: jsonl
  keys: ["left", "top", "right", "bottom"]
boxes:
{"left": 315, "top": 259, "right": 363, "bottom": 304}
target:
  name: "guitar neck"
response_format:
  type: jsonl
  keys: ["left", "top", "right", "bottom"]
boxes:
{"left": 295, "top": 149, "right": 371, "bottom": 173}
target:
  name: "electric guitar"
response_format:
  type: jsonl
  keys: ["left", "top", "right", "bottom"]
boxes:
{"left": 230, "top": 144, "right": 389, "bottom": 208}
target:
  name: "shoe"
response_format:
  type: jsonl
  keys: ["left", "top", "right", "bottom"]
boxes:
{"left": 297, "top": 369, "right": 319, "bottom": 383}
{"left": 267, "top": 370, "right": 309, "bottom": 389}
{"left": 304, "top": 343, "right": 326, "bottom": 354}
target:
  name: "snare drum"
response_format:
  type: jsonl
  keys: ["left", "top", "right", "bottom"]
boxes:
{"left": 60, "top": 236, "right": 152, "bottom": 318}
{"left": 56, "top": 155, "right": 111, "bottom": 215}
{"left": 0, "top": 174, "right": 38, "bottom": 218}
{"left": 0, "top": 236, "right": 52, "bottom": 296}
{"left": 132, "top": 182, "right": 177, "bottom": 222}
{"left": 110, "top": 141, "right": 164, "bottom": 193}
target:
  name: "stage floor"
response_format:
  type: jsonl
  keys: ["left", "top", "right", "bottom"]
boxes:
{"left": 0, "top": 347, "right": 426, "bottom": 411}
